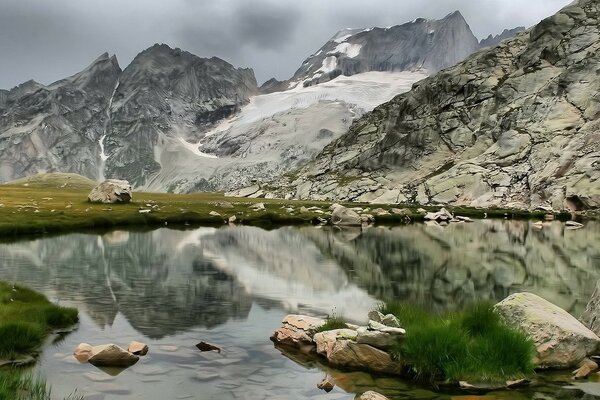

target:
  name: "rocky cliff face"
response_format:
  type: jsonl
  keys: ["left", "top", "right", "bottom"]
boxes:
{"left": 287, "top": 11, "right": 480, "bottom": 88}
{"left": 284, "top": 0, "right": 600, "bottom": 211}
{"left": 104, "top": 44, "right": 258, "bottom": 186}
{"left": 0, "top": 54, "right": 121, "bottom": 182}
{"left": 0, "top": 45, "right": 257, "bottom": 186}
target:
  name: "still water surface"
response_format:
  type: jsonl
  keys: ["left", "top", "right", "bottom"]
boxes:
{"left": 0, "top": 220, "right": 599, "bottom": 399}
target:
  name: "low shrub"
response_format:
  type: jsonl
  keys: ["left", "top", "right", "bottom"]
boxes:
{"left": 316, "top": 317, "right": 348, "bottom": 333}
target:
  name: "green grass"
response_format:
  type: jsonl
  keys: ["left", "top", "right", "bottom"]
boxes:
{"left": 315, "top": 317, "right": 348, "bottom": 333}
{"left": 0, "top": 371, "right": 83, "bottom": 400}
{"left": 0, "top": 172, "right": 581, "bottom": 239}
{"left": 0, "top": 282, "right": 78, "bottom": 360}
{"left": 0, "top": 371, "right": 49, "bottom": 400}
{"left": 381, "top": 302, "right": 535, "bottom": 383}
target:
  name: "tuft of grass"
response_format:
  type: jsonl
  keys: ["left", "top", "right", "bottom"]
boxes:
{"left": 0, "top": 371, "right": 49, "bottom": 400}
{"left": 0, "top": 282, "right": 78, "bottom": 360}
{"left": 316, "top": 317, "right": 348, "bottom": 333}
{"left": 384, "top": 301, "right": 535, "bottom": 383}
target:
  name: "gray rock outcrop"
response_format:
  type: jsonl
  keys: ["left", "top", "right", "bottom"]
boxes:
{"left": 88, "top": 179, "right": 132, "bottom": 203}
{"left": 495, "top": 292, "right": 600, "bottom": 369}
{"left": 283, "top": 0, "right": 600, "bottom": 211}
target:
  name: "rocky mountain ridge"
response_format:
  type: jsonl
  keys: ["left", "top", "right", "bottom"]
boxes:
{"left": 1, "top": 16, "right": 526, "bottom": 194}
{"left": 274, "top": 0, "right": 600, "bottom": 211}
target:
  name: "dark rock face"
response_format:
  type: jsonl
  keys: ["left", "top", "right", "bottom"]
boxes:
{"left": 288, "top": 11, "right": 480, "bottom": 88}
{"left": 0, "top": 44, "right": 258, "bottom": 187}
{"left": 285, "top": 0, "right": 600, "bottom": 210}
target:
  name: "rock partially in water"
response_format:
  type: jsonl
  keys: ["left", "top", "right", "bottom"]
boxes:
{"left": 127, "top": 341, "right": 149, "bottom": 356}
{"left": 573, "top": 358, "right": 598, "bottom": 380}
{"left": 331, "top": 205, "right": 362, "bottom": 226}
{"left": 87, "top": 344, "right": 139, "bottom": 368}
{"left": 88, "top": 180, "right": 132, "bottom": 204}
{"left": 314, "top": 329, "right": 402, "bottom": 374}
{"left": 196, "top": 341, "right": 222, "bottom": 353}
{"left": 270, "top": 315, "right": 326, "bottom": 347}
{"left": 495, "top": 292, "right": 600, "bottom": 369}
{"left": 74, "top": 343, "right": 94, "bottom": 363}
{"left": 317, "top": 375, "right": 336, "bottom": 392}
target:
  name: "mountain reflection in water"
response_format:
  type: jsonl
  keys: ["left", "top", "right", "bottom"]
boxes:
{"left": 0, "top": 221, "right": 598, "bottom": 338}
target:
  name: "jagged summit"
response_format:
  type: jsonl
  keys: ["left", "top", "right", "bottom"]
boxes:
{"left": 285, "top": 10, "right": 480, "bottom": 88}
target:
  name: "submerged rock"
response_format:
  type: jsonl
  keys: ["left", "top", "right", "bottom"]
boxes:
{"left": 495, "top": 292, "right": 600, "bottom": 369}
{"left": 88, "top": 180, "right": 132, "bottom": 204}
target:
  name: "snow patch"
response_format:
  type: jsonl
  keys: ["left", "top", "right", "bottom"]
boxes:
{"left": 331, "top": 42, "right": 362, "bottom": 58}
{"left": 177, "top": 137, "right": 218, "bottom": 159}
{"left": 316, "top": 56, "right": 338, "bottom": 76}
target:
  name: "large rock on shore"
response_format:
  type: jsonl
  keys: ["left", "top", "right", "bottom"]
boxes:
{"left": 359, "top": 392, "right": 390, "bottom": 400}
{"left": 314, "top": 329, "right": 402, "bottom": 374}
{"left": 495, "top": 293, "right": 600, "bottom": 368}
{"left": 270, "top": 315, "right": 326, "bottom": 347}
{"left": 331, "top": 205, "right": 362, "bottom": 226}
{"left": 88, "top": 180, "right": 132, "bottom": 204}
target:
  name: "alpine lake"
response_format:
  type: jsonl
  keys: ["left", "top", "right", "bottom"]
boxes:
{"left": 1, "top": 219, "right": 600, "bottom": 400}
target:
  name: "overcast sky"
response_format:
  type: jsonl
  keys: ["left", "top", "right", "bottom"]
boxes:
{"left": 0, "top": 0, "right": 571, "bottom": 88}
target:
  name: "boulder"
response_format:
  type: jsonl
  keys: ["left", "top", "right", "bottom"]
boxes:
{"left": 424, "top": 208, "right": 454, "bottom": 222}
{"left": 331, "top": 205, "right": 362, "bottom": 226}
{"left": 381, "top": 314, "right": 401, "bottom": 328}
{"left": 88, "top": 180, "right": 132, "bottom": 204}
{"left": 251, "top": 203, "right": 266, "bottom": 211}
{"left": 271, "top": 315, "right": 326, "bottom": 347}
{"left": 314, "top": 329, "right": 401, "bottom": 374}
{"left": 573, "top": 358, "right": 598, "bottom": 380}
{"left": 209, "top": 211, "right": 221, "bottom": 217}
{"left": 495, "top": 293, "right": 600, "bottom": 369}
{"left": 317, "top": 376, "right": 336, "bottom": 392}
{"left": 359, "top": 392, "right": 390, "bottom": 400}
{"left": 127, "top": 341, "right": 149, "bottom": 356}
{"left": 74, "top": 343, "right": 94, "bottom": 363}
{"left": 87, "top": 344, "right": 139, "bottom": 367}
{"left": 368, "top": 310, "right": 385, "bottom": 323}
{"left": 356, "top": 327, "right": 397, "bottom": 350}
{"left": 368, "top": 320, "right": 406, "bottom": 335}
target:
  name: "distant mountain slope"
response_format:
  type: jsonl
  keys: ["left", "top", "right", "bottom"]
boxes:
{"left": 0, "top": 45, "right": 257, "bottom": 186}
{"left": 286, "top": 11, "right": 480, "bottom": 88}
{"left": 277, "top": 0, "right": 600, "bottom": 211}
{"left": 479, "top": 27, "right": 526, "bottom": 48}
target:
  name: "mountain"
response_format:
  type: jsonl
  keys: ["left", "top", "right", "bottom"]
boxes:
{"left": 0, "top": 45, "right": 257, "bottom": 186}
{"left": 103, "top": 44, "right": 257, "bottom": 186}
{"left": 479, "top": 27, "right": 526, "bottom": 48}
{"left": 0, "top": 54, "right": 121, "bottom": 182}
{"left": 274, "top": 0, "right": 600, "bottom": 211}
{"left": 0, "top": 15, "right": 522, "bottom": 192}
{"left": 284, "top": 11, "right": 480, "bottom": 88}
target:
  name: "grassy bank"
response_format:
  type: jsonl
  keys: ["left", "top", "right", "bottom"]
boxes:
{"left": 0, "top": 281, "right": 79, "bottom": 399}
{"left": 0, "top": 282, "right": 78, "bottom": 360}
{"left": 381, "top": 302, "right": 535, "bottom": 383}
{"left": 0, "top": 174, "right": 572, "bottom": 238}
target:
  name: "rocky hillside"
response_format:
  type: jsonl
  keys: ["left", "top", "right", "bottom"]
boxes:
{"left": 0, "top": 54, "right": 121, "bottom": 182}
{"left": 281, "top": 0, "right": 600, "bottom": 211}
{"left": 284, "top": 11, "right": 480, "bottom": 88}
{"left": 0, "top": 45, "right": 257, "bottom": 186}
{"left": 479, "top": 27, "right": 526, "bottom": 48}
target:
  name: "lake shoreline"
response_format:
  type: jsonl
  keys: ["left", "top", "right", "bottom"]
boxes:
{"left": 0, "top": 184, "right": 589, "bottom": 239}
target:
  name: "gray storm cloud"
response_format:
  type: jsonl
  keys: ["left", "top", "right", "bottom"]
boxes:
{"left": 0, "top": 0, "right": 571, "bottom": 88}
